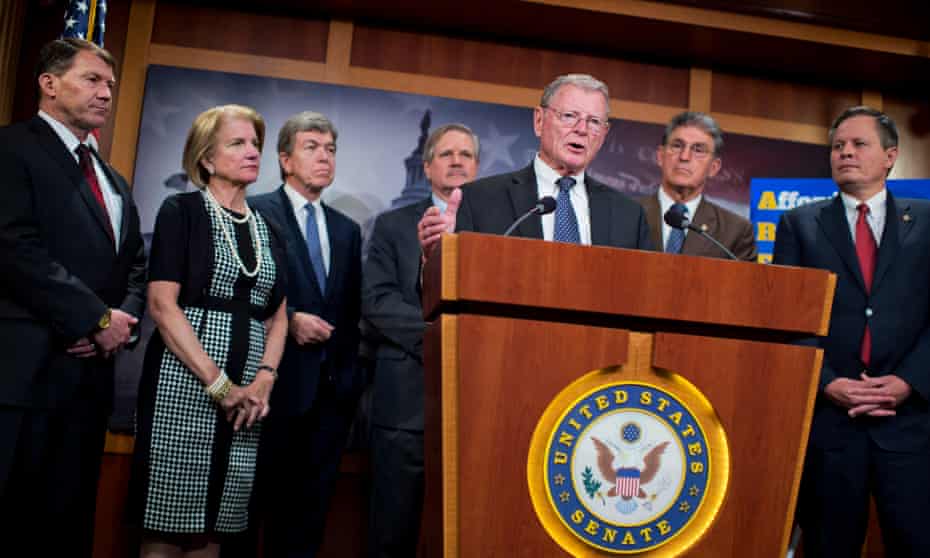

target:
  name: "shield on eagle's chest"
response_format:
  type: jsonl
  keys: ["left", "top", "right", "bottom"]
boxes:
{"left": 615, "top": 467, "right": 640, "bottom": 498}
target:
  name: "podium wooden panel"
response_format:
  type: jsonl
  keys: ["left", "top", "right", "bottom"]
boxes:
{"left": 422, "top": 233, "right": 835, "bottom": 557}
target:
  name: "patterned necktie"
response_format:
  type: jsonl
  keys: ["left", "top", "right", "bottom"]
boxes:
{"left": 76, "top": 144, "right": 114, "bottom": 243}
{"left": 856, "top": 203, "right": 877, "bottom": 366}
{"left": 664, "top": 203, "right": 688, "bottom": 254}
{"left": 553, "top": 176, "right": 580, "bottom": 243}
{"left": 305, "top": 202, "right": 327, "bottom": 293}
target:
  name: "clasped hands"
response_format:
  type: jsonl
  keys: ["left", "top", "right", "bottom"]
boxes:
{"left": 219, "top": 374, "right": 275, "bottom": 431}
{"left": 825, "top": 372, "right": 912, "bottom": 418}
{"left": 67, "top": 308, "right": 139, "bottom": 359}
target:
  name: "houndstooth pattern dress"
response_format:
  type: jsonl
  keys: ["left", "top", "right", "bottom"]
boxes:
{"left": 130, "top": 192, "right": 281, "bottom": 535}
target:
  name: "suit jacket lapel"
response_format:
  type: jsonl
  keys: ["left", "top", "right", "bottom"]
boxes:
{"left": 32, "top": 117, "right": 115, "bottom": 245}
{"left": 682, "top": 198, "right": 718, "bottom": 253}
{"left": 507, "top": 165, "right": 544, "bottom": 239}
{"left": 275, "top": 186, "right": 325, "bottom": 299}
{"left": 321, "top": 203, "right": 344, "bottom": 300}
{"left": 872, "top": 193, "right": 904, "bottom": 293}
{"left": 587, "top": 177, "right": 610, "bottom": 246}
{"left": 818, "top": 195, "right": 866, "bottom": 293}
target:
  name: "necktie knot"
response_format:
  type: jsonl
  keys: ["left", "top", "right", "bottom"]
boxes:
{"left": 556, "top": 176, "right": 576, "bottom": 193}
{"left": 673, "top": 203, "right": 688, "bottom": 216}
{"left": 75, "top": 144, "right": 92, "bottom": 164}
{"left": 857, "top": 203, "right": 870, "bottom": 218}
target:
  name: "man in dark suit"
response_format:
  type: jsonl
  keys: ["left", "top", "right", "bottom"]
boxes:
{"left": 639, "top": 111, "right": 756, "bottom": 261}
{"left": 773, "top": 107, "right": 930, "bottom": 557}
{"left": 251, "top": 111, "right": 362, "bottom": 558}
{"left": 0, "top": 38, "right": 146, "bottom": 556}
{"left": 363, "top": 124, "right": 479, "bottom": 557}
{"left": 419, "top": 74, "right": 652, "bottom": 251}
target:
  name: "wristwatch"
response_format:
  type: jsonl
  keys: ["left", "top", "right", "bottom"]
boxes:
{"left": 97, "top": 308, "right": 112, "bottom": 330}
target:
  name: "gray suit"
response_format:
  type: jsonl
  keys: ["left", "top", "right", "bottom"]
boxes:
{"left": 362, "top": 196, "right": 432, "bottom": 557}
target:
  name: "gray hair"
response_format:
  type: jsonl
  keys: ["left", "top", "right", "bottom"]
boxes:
{"left": 277, "top": 111, "right": 339, "bottom": 180}
{"left": 423, "top": 123, "right": 480, "bottom": 163}
{"left": 540, "top": 74, "right": 610, "bottom": 114}
{"left": 829, "top": 106, "right": 898, "bottom": 150}
{"left": 661, "top": 111, "right": 724, "bottom": 156}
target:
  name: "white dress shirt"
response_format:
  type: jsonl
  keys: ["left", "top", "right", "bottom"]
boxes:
{"left": 657, "top": 187, "right": 702, "bottom": 251}
{"left": 284, "top": 183, "right": 331, "bottom": 273}
{"left": 534, "top": 155, "right": 591, "bottom": 245}
{"left": 39, "top": 110, "right": 123, "bottom": 248}
{"left": 840, "top": 188, "right": 886, "bottom": 246}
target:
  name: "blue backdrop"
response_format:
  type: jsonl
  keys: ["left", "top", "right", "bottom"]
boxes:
{"left": 750, "top": 178, "right": 930, "bottom": 263}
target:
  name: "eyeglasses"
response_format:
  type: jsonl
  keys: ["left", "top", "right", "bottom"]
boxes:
{"left": 665, "top": 140, "right": 713, "bottom": 159}
{"left": 544, "top": 106, "right": 610, "bottom": 135}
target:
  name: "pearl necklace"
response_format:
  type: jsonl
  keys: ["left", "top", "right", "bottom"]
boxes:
{"left": 203, "top": 188, "right": 262, "bottom": 278}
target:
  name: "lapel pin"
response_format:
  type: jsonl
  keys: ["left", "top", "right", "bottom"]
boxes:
{"left": 903, "top": 214, "right": 912, "bottom": 223}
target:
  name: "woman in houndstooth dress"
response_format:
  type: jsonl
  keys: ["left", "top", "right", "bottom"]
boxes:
{"left": 128, "top": 105, "right": 288, "bottom": 557}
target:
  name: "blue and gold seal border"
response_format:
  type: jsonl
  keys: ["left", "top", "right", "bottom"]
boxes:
{"left": 527, "top": 335, "right": 730, "bottom": 556}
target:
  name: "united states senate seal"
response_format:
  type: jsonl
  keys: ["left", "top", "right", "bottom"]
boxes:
{"left": 528, "top": 373, "right": 729, "bottom": 556}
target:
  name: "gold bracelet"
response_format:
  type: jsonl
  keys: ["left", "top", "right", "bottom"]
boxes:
{"left": 205, "top": 371, "right": 232, "bottom": 402}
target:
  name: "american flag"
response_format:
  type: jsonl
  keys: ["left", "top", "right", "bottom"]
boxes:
{"left": 61, "top": 0, "right": 108, "bottom": 47}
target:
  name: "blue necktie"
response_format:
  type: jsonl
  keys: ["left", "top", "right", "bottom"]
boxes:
{"left": 554, "top": 176, "right": 580, "bottom": 243}
{"left": 305, "top": 202, "right": 327, "bottom": 293}
{"left": 665, "top": 203, "right": 688, "bottom": 253}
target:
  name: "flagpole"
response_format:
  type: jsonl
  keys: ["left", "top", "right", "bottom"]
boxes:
{"left": 86, "top": 0, "right": 97, "bottom": 43}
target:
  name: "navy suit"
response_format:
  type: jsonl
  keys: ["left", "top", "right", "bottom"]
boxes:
{"left": 0, "top": 116, "right": 146, "bottom": 556}
{"left": 774, "top": 192, "right": 930, "bottom": 557}
{"left": 251, "top": 186, "right": 362, "bottom": 558}
{"left": 362, "top": 196, "right": 432, "bottom": 557}
{"left": 456, "top": 164, "right": 653, "bottom": 250}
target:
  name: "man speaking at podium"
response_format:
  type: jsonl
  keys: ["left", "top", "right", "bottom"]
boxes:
{"left": 774, "top": 107, "right": 930, "bottom": 557}
{"left": 418, "top": 74, "right": 651, "bottom": 252}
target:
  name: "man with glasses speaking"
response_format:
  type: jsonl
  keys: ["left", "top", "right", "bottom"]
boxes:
{"left": 418, "top": 74, "right": 652, "bottom": 253}
{"left": 639, "top": 111, "right": 757, "bottom": 261}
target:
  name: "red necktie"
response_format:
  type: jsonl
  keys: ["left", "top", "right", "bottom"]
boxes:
{"left": 76, "top": 144, "right": 115, "bottom": 243}
{"left": 855, "top": 203, "right": 877, "bottom": 366}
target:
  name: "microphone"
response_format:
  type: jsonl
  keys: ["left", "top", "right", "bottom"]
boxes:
{"left": 664, "top": 204, "right": 738, "bottom": 261}
{"left": 503, "top": 196, "right": 557, "bottom": 237}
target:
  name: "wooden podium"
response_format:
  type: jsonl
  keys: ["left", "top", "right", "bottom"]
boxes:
{"left": 421, "top": 233, "right": 835, "bottom": 558}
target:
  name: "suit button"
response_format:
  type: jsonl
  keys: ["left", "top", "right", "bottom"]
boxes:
{"left": 865, "top": 307, "right": 873, "bottom": 318}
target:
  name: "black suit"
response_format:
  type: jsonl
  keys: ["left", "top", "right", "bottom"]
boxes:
{"left": 639, "top": 194, "right": 757, "bottom": 261}
{"left": 774, "top": 192, "right": 930, "bottom": 557}
{"left": 456, "top": 164, "right": 653, "bottom": 249}
{"left": 362, "top": 196, "right": 432, "bottom": 557}
{"left": 0, "top": 115, "right": 145, "bottom": 556}
{"left": 250, "top": 187, "right": 362, "bottom": 558}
